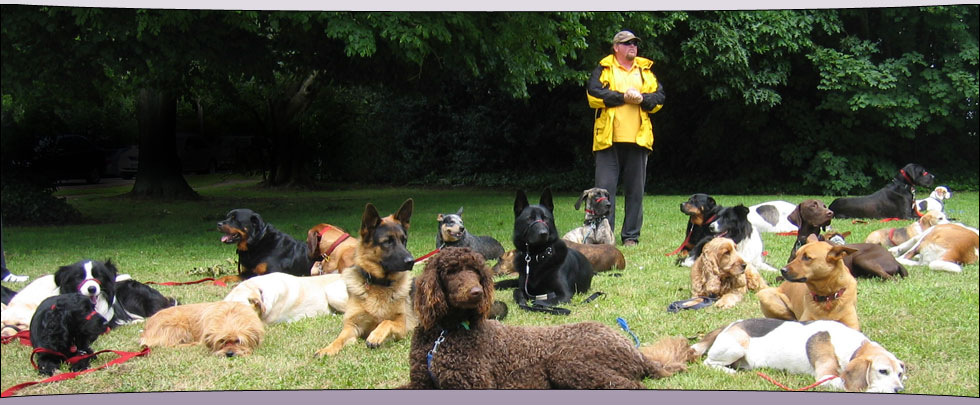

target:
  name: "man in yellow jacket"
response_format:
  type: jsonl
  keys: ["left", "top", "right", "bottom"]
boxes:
{"left": 586, "top": 30, "right": 665, "bottom": 246}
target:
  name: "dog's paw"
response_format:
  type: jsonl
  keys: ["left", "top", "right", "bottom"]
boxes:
{"left": 819, "top": 375, "right": 845, "bottom": 390}
{"left": 314, "top": 345, "right": 340, "bottom": 358}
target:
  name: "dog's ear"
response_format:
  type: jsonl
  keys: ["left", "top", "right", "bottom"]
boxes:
{"left": 249, "top": 212, "right": 267, "bottom": 242}
{"left": 514, "top": 190, "right": 529, "bottom": 217}
{"left": 539, "top": 188, "right": 554, "bottom": 213}
{"left": 704, "top": 195, "right": 717, "bottom": 210}
{"left": 53, "top": 265, "right": 72, "bottom": 288}
{"left": 827, "top": 245, "right": 858, "bottom": 262}
{"left": 247, "top": 289, "right": 266, "bottom": 318}
{"left": 361, "top": 203, "right": 383, "bottom": 239}
{"left": 307, "top": 227, "right": 323, "bottom": 259}
{"left": 476, "top": 260, "right": 496, "bottom": 320}
{"left": 735, "top": 205, "right": 749, "bottom": 219}
{"left": 787, "top": 204, "right": 803, "bottom": 227}
{"left": 436, "top": 213, "right": 444, "bottom": 223}
{"left": 414, "top": 257, "right": 448, "bottom": 330}
{"left": 693, "top": 245, "right": 721, "bottom": 295}
{"left": 456, "top": 207, "right": 464, "bottom": 216}
{"left": 574, "top": 190, "right": 588, "bottom": 210}
{"left": 394, "top": 199, "right": 414, "bottom": 230}
{"left": 805, "top": 233, "right": 821, "bottom": 244}
{"left": 842, "top": 357, "right": 871, "bottom": 392}
{"left": 103, "top": 259, "right": 119, "bottom": 279}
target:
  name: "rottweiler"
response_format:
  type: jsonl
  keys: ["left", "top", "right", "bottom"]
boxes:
{"left": 676, "top": 193, "right": 721, "bottom": 264}
{"left": 499, "top": 189, "right": 593, "bottom": 315}
{"left": 314, "top": 199, "right": 417, "bottom": 357}
{"left": 217, "top": 208, "right": 314, "bottom": 283}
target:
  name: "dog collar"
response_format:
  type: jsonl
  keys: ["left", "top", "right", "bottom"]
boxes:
{"left": 357, "top": 267, "right": 393, "bottom": 287}
{"left": 524, "top": 245, "right": 554, "bottom": 263}
{"left": 322, "top": 232, "right": 351, "bottom": 259}
{"left": 810, "top": 288, "right": 846, "bottom": 310}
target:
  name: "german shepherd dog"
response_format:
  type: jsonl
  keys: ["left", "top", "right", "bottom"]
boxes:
{"left": 314, "top": 199, "right": 417, "bottom": 357}
{"left": 503, "top": 189, "right": 594, "bottom": 315}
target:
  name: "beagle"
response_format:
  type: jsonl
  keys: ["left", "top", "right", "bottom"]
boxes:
{"left": 692, "top": 318, "right": 906, "bottom": 393}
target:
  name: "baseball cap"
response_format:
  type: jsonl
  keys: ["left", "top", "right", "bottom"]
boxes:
{"left": 612, "top": 30, "right": 640, "bottom": 44}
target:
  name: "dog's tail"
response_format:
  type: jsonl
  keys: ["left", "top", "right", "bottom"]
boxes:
{"left": 689, "top": 323, "right": 728, "bottom": 357}
{"left": 640, "top": 336, "right": 698, "bottom": 378}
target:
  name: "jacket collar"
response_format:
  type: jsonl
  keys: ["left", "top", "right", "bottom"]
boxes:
{"left": 599, "top": 54, "right": 653, "bottom": 69}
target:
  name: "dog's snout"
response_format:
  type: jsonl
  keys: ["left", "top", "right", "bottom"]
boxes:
{"left": 469, "top": 285, "right": 483, "bottom": 298}
{"left": 87, "top": 286, "right": 98, "bottom": 295}
{"left": 225, "top": 351, "right": 236, "bottom": 358}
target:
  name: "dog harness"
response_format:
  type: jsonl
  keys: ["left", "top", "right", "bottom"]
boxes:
{"left": 522, "top": 245, "right": 555, "bottom": 301}
{"left": 810, "top": 288, "right": 847, "bottom": 311}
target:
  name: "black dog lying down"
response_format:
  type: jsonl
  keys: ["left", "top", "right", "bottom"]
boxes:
{"left": 829, "top": 163, "right": 935, "bottom": 219}
{"left": 217, "top": 208, "right": 316, "bottom": 282}
{"left": 495, "top": 189, "right": 594, "bottom": 315}
{"left": 30, "top": 294, "right": 110, "bottom": 376}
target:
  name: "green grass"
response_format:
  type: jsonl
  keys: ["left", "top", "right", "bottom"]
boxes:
{"left": 2, "top": 176, "right": 977, "bottom": 396}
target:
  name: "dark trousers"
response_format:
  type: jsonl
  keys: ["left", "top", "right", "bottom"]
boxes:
{"left": 594, "top": 143, "right": 648, "bottom": 243}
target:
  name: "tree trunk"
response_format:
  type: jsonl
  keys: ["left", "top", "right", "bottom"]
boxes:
{"left": 265, "top": 71, "right": 318, "bottom": 187}
{"left": 129, "top": 88, "right": 200, "bottom": 200}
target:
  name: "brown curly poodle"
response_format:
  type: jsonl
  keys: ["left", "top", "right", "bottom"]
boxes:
{"left": 400, "top": 247, "right": 694, "bottom": 389}
{"left": 690, "top": 238, "right": 768, "bottom": 309}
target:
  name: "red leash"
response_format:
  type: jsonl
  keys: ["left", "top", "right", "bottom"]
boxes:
{"left": 756, "top": 371, "right": 839, "bottom": 391}
{"left": 414, "top": 248, "right": 441, "bottom": 263}
{"left": 1, "top": 330, "right": 32, "bottom": 346}
{"left": 2, "top": 346, "right": 151, "bottom": 397}
{"left": 145, "top": 277, "right": 226, "bottom": 287}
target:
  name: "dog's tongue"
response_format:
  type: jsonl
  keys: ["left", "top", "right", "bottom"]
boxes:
{"left": 89, "top": 295, "right": 98, "bottom": 306}
{"left": 221, "top": 234, "right": 234, "bottom": 243}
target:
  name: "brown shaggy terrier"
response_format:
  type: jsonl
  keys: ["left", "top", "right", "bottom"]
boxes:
{"left": 139, "top": 301, "right": 265, "bottom": 357}
{"left": 690, "top": 238, "right": 768, "bottom": 309}
{"left": 401, "top": 247, "right": 695, "bottom": 389}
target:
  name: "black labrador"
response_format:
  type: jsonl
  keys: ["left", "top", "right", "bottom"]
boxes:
{"left": 829, "top": 163, "right": 934, "bottom": 219}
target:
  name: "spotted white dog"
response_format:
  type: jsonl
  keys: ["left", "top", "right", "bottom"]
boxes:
{"left": 692, "top": 318, "right": 906, "bottom": 393}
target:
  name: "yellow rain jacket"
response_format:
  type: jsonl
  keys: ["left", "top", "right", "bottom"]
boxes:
{"left": 586, "top": 54, "right": 664, "bottom": 152}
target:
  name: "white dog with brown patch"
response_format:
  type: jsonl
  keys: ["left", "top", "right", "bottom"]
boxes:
{"left": 692, "top": 318, "right": 906, "bottom": 393}
{"left": 223, "top": 272, "right": 347, "bottom": 324}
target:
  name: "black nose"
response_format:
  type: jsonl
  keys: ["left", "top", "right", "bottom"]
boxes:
{"left": 225, "top": 351, "right": 235, "bottom": 358}
{"left": 87, "top": 286, "right": 98, "bottom": 294}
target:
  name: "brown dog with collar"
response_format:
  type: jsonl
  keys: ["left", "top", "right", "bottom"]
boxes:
{"left": 307, "top": 223, "right": 358, "bottom": 275}
{"left": 758, "top": 234, "right": 860, "bottom": 330}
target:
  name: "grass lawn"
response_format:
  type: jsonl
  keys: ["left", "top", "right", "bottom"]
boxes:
{"left": 1, "top": 174, "right": 977, "bottom": 397}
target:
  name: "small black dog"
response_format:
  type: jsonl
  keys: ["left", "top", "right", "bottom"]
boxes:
{"left": 829, "top": 163, "right": 935, "bottom": 219}
{"left": 435, "top": 207, "right": 505, "bottom": 261}
{"left": 217, "top": 208, "right": 315, "bottom": 282}
{"left": 498, "top": 189, "right": 593, "bottom": 315}
{"left": 55, "top": 259, "right": 176, "bottom": 328}
{"left": 30, "top": 293, "right": 109, "bottom": 376}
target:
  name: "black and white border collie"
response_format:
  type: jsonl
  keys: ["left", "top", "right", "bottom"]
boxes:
{"left": 53, "top": 259, "right": 176, "bottom": 328}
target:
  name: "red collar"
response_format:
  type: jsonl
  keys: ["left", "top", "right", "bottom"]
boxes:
{"left": 322, "top": 233, "right": 351, "bottom": 259}
{"left": 810, "top": 288, "right": 846, "bottom": 310}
